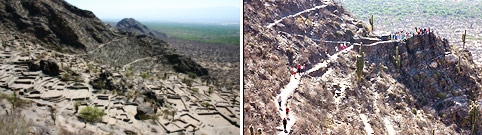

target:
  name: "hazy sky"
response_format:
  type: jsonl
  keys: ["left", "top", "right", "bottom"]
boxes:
{"left": 65, "top": 0, "right": 240, "bottom": 23}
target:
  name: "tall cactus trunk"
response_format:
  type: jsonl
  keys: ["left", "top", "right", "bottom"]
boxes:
{"left": 369, "top": 15, "right": 374, "bottom": 32}
{"left": 393, "top": 46, "right": 401, "bottom": 69}
{"left": 462, "top": 30, "right": 466, "bottom": 49}
{"left": 457, "top": 55, "right": 461, "bottom": 74}
{"left": 356, "top": 43, "right": 365, "bottom": 82}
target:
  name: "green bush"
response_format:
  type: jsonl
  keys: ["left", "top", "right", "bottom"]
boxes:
{"left": 188, "top": 72, "right": 197, "bottom": 79}
{"left": 60, "top": 73, "right": 72, "bottom": 81}
{"left": 437, "top": 92, "right": 447, "bottom": 99}
{"left": 141, "top": 72, "right": 150, "bottom": 79}
{"left": 78, "top": 106, "right": 106, "bottom": 128}
{"left": 182, "top": 78, "right": 193, "bottom": 88}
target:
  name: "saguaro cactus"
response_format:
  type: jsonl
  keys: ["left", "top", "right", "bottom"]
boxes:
{"left": 369, "top": 15, "right": 374, "bottom": 32}
{"left": 462, "top": 30, "right": 466, "bottom": 49}
{"left": 469, "top": 100, "right": 479, "bottom": 134}
{"left": 457, "top": 55, "right": 461, "bottom": 74}
{"left": 393, "top": 46, "right": 401, "bottom": 69}
{"left": 249, "top": 124, "right": 254, "bottom": 135}
{"left": 356, "top": 43, "right": 365, "bottom": 82}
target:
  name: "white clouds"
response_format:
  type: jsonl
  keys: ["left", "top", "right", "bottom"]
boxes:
{"left": 65, "top": 0, "right": 240, "bottom": 23}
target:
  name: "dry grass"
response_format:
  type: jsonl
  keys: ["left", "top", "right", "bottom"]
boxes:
{"left": 0, "top": 113, "right": 32, "bottom": 135}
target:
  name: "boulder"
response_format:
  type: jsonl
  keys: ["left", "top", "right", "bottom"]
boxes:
{"left": 445, "top": 54, "right": 458, "bottom": 66}
{"left": 135, "top": 102, "right": 155, "bottom": 120}
{"left": 430, "top": 61, "right": 438, "bottom": 68}
{"left": 39, "top": 59, "right": 59, "bottom": 76}
{"left": 27, "top": 60, "right": 41, "bottom": 71}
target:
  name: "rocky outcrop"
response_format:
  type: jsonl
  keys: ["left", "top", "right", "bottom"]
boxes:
{"left": 116, "top": 18, "right": 168, "bottom": 39}
{"left": 164, "top": 54, "right": 208, "bottom": 76}
{"left": 39, "top": 59, "right": 60, "bottom": 76}
{"left": 135, "top": 102, "right": 155, "bottom": 120}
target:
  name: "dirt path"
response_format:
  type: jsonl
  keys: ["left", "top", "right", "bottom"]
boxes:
{"left": 266, "top": 5, "right": 328, "bottom": 28}
{"left": 360, "top": 114, "right": 374, "bottom": 135}
{"left": 273, "top": 45, "right": 353, "bottom": 134}
{"left": 87, "top": 37, "right": 126, "bottom": 54}
{"left": 121, "top": 57, "right": 152, "bottom": 70}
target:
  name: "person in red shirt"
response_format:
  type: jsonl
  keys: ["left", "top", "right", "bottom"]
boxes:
{"left": 286, "top": 107, "right": 290, "bottom": 117}
{"left": 297, "top": 64, "right": 301, "bottom": 72}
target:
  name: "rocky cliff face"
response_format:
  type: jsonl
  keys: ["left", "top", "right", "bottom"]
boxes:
{"left": 244, "top": 0, "right": 481, "bottom": 134}
{"left": 0, "top": 0, "right": 207, "bottom": 76}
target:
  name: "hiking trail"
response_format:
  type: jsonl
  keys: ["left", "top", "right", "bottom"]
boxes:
{"left": 274, "top": 44, "right": 353, "bottom": 134}
{"left": 266, "top": 5, "right": 328, "bottom": 29}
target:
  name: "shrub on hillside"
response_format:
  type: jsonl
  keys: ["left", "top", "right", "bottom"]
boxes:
{"left": 77, "top": 106, "right": 106, "bottom": 128}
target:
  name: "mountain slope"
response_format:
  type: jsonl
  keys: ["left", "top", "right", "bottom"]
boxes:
{"left": 243, "top": 0, "right": 481, "bottom": 134}
{"left": 0, "top": 0, "right": 207, "bottom": 76}
{"left": 115, "top": 18, "right": 239, "bottom": 90}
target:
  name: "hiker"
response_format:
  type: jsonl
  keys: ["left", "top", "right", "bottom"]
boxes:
{"left": 286, "top": 107, "right": 290, "bottom": 116}
{"left": 417, "top": 28, "right": 421, "bottom": 35}
{"left": 278, "top": 96, "right": 282, "bottom": 108}
{"left": 293, "top": 67, "right": 297, "bottom": 77}
{"left": 300, "top": 64, "right": 304, "bottom": 73}
{"left": 297, "top": 64, "right": 301, "bottom": 74}
{"left": 283, "top": 117, "right": 288, "bottom": 133}
{"left": 339, "top": 44, "right": 343, "bottom": 50}
{"left": 335, "top": 46, "right": 339, "bottom": 52}
{"left": 302, "top": 64, "right": 306, "bottom": 73}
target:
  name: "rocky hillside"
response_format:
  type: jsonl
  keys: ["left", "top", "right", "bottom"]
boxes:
{"left": 244, "top": 0, "right": 481, "bottom": 134}
{"left": 0, "top": 0, "right": 207, "bottom": 76}
{"left": 116, "top": 18, "right": 169, "bottom": 39}
{"left": 0, "top": 0, "right": 239, "bottom": 134}
{"left": 115, "top": 18, "right": 240, "bottom": 90}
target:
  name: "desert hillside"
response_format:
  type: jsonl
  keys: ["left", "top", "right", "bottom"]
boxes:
{"left": 0, "top": 0, "right": 239, "bottom": 134}
{"left": 243, "top": 0, "right": 481, "bottom": 134}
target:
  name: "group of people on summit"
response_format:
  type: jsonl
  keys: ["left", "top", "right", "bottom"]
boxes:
{"left": 390, "top": 30, "right": 413, "bottom": 40}
{"left": 388, "top": 27, "right": 432, "bottom": 41}
{"left": 416, "top": 27, "right": 431, "bottom": 35}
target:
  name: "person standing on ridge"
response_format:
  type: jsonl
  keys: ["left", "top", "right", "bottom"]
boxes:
{"left": 292, "top": 67, "right": 296, "bottom": 76}
{"left": 300, "top": 64, "right": 304, "bottom": 74}
{"left": 283, "top": 117, "right": 288, "bottom": 133}
{"left": 303, "top": 64, "right": 306, "bottom": 73}
{"left": 286, "top": 107, "right": 290, "bottom": 120}
{"left": 297, "top": 64, "right": 301, "bottom": 74}
{"left": 278, "top": 96, "right": 282, "bottom": 109}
